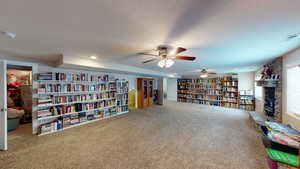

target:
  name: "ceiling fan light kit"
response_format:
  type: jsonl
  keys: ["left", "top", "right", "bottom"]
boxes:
{"left": 157, "top": 59, "right": 174, "bottom": 68}
{"left": 199, "top": 69, "right": 216, "bottom": 78}
{"left": 141, "top": 45, "right": 195, "bottom": 68}
{"left": 200, "top": 73, "right": 208, "bottom": 78}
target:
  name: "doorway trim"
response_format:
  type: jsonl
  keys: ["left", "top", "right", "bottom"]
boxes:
{"left": 1, "top": 60, "right": 38, "bottom": 151}
{"left": 0, "top": 60, "right": 7, "bottom": 150}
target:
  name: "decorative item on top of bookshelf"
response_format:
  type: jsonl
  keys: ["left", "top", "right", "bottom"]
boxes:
{"left": 35, "top": 72, "right": 129, "bottom": 136}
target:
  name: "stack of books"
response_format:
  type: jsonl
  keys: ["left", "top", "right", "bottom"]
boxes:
{"left": 38, "top": 72, "right": 53, "bottom": 80}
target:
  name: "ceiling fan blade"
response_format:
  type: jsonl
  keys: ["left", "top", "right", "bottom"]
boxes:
{"left": 176, "top": 47, "right": 187, "bottom": 54}
{"left": 142, "top": 58, "right": 158, "bottom": 64}
{"left": 175, "top": 56, "right": 196, "bottom": 61}
{"left": 138, "top": 53, "right": 159, "bottom": 57}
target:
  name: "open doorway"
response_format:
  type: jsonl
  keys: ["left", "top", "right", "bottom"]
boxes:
{"left": 7, "top": 64, "right": 33, "bottom": 137}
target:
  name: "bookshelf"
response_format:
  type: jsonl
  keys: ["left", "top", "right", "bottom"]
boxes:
{"left": 137, "top": 78, "right": 154, "bottom": 109}
{"left": 239, "top": 90, "right": 255, "bottom": 111}
{"left": 35, "top": 72, "right": 129, "bottom": 136}
{"left": 177, "top": 76, "right": 240, "bottom": 109}
{"left": 222, "top": 76, "right": 239, "bottom": 109}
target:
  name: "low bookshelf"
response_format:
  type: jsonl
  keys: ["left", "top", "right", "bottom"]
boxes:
{"left": 35, "top": 72, "right": 129, "bottom": 136}
{"left": 177, "top": 76, "right": 239, "bottom": 109}
{"left": 239, "top": 90, "right": 255, "bottom": 111}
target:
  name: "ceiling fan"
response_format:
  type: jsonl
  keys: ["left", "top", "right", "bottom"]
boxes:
{"left": 139, "top": 45, "right": 196, "bottom": 68}
{"left": 199, "top": 69, "right": 217, "bottom": 78}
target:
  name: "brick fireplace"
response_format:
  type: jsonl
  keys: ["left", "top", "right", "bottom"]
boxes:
{"left": 263, "top": 57, "right": 282, "bottom": 122}
{"left": 256, "top": 57, "right": 283, "bottom": 122}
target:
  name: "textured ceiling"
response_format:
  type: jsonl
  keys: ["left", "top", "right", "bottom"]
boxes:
{"left": 0, "top": 0, "right": 300, "bottom": 75}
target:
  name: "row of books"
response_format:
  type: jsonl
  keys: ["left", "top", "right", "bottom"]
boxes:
{"left": 116, "top": 81, "right": 129, "bottom": 93}
{"left": 224, "top": 92, "right": 238, "bottom": 97}
{"left": 116, "top": 105, "right": 128, "bottom": 112}
{"left": 201, "top": 101, "right": 223, "bottom": 106}
{"left": 185, "top": 95, "right": 204, "bottom": 99}
{"left": 177, "top": 90, "right": 189, "bottom": 94}
{"left": 180, "top": 95, "right": 237, "bottom": 103}
{"left": 223, "top": 81, "right": 238, "bottom": 87}
{"left": 38, "top": 92, "right": 116, "bottom": 106}
{"left": 223, "top": 87, "right": 238, "bottom": 92}
{"left": 206, "top": 90, "right": 223, "bottom": 95}
{"left": 223, "top": 98, "right": 238, "bottom": 103}
{"left": 223, "top": 76, "right": 238, "bottom": 81}
{"left": 38, "top": 72, "right": 110, "bottom": 82}
{"left": 38, "top": 83, "right": 114, "bottom": 93}
{"left": 240, "top": 99, "right": 254, "bottom": 105}
{"left": 239, "top": 95, "right": 255, "bottom": 111}
{"left": 116, "top": 92, "right": 128, "bottom": 99}
{"left": 38, "top": 108, "right": 119, "bottom": 135}
{"left": 204, "top": 95, "right": 222, "bottom": 101}
{"left": 179, "top": 99, "right": 223, "bottom": 106}
{"left": 181, "top": 78, "right": 223, "bottom": 83}
{"left": 37, "top": 100, "right": 116, "bottom": 118}
{"left": 117, "top": 99, "right": 128, "bottom": 106}
{"left": 178, "top": 99, "right": 241, "bottom": 107}
{"left": 223, "top": 103, "right": 239, "bottom": 108}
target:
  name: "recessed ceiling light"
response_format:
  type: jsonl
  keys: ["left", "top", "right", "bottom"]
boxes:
{"left": 90, "top": 56, "right": 97, "bottom": 59}
{"left": 0, "top": 31, "right": 16, "bottom": 39}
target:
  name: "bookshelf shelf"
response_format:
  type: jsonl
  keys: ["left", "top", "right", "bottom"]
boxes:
{"left": 239, "top": 93, "right": 255, "bottom": 111}
{"left": 35, "top": 72, "right": 129, "bottom": 136}
{"left": 37, "top": 98, "right": 116, "bottom": 108}
{"left": 37, "top": 105, "right": 116, "bottom": 120}
{"left": 38, "top": 111, "right": 129, "bottom": 136}
{"left": 37, "top": 80, "right": 115, "bottom": 84}
{"left": 38, "top": 90, "right": 114, "bottom": 96}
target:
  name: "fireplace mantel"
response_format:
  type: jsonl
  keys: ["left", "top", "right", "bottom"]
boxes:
{"left": 256, "top": 79, "right": 279, "bottom": 88}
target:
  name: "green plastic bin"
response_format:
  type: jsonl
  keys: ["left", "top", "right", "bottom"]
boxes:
{"left": 265, "top": 148, "right": 299, "bottom": 168}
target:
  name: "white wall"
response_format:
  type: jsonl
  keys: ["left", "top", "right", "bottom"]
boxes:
{"left": 282, "top": 47, "right": 300, "bottom": 130}
{"left": 238, "top": 72, "right": 255, "bottom": 92}
{"left": 238, "top": 71, "right": 265, "bottom": 113}
{"left": 167, "top": 78, "right": 177, "bottom": 101}
{"left": 253, "top": 69, "right": 264, "bottom": 114}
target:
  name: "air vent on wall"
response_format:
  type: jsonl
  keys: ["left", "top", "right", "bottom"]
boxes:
{"left": 287, "top": 33, "right": 300, "bottom": 40}
{"left": 0, "top": 31, "right": 16, "bottom": 39}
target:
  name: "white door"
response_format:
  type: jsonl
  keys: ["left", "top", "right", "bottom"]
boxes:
{"left": 0, "top": 60, "right": 7, "bottom": 150}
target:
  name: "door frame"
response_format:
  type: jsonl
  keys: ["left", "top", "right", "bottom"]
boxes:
{"left": 0, "top": 60, "right": 38, "bottom": 151}
{"left": 0, "top": 60, "right": 7, "bottom": 150}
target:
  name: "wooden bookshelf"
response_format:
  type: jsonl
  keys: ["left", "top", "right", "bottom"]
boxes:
{"left": 35, "top": 72, "right": 129, "bottom": 136}
{"left": 137, "top": 78, "right": 154, "bottom": 109}
{"left": 239, "top": 95, "right": 255, "bottom": 111}
{"left": 222, "top": 76, "right": 239, "bottom": 108}
{"left": 177, "top": 76, "right": 240, "bottom": 109}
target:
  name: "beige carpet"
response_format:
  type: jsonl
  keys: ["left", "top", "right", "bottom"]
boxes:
{"left": 0, "top": 101, "right": 268, "bottom": 169}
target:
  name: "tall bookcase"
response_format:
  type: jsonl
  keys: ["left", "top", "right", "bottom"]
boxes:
{"left": 35, "top": 72, "right": 129, "bottom": 136}
{"left": 177, "top": 76, "right": 240, "bottom": 109}
{"left": 222, "top": 76, "right": 239, "bottom": 108}
{"left": 137, "top": 78, "right": 154, "bottom": 109}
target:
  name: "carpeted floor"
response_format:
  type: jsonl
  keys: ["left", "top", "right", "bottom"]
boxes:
{"left": 0, "top": 101, "right": 268, "bottom": 169}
